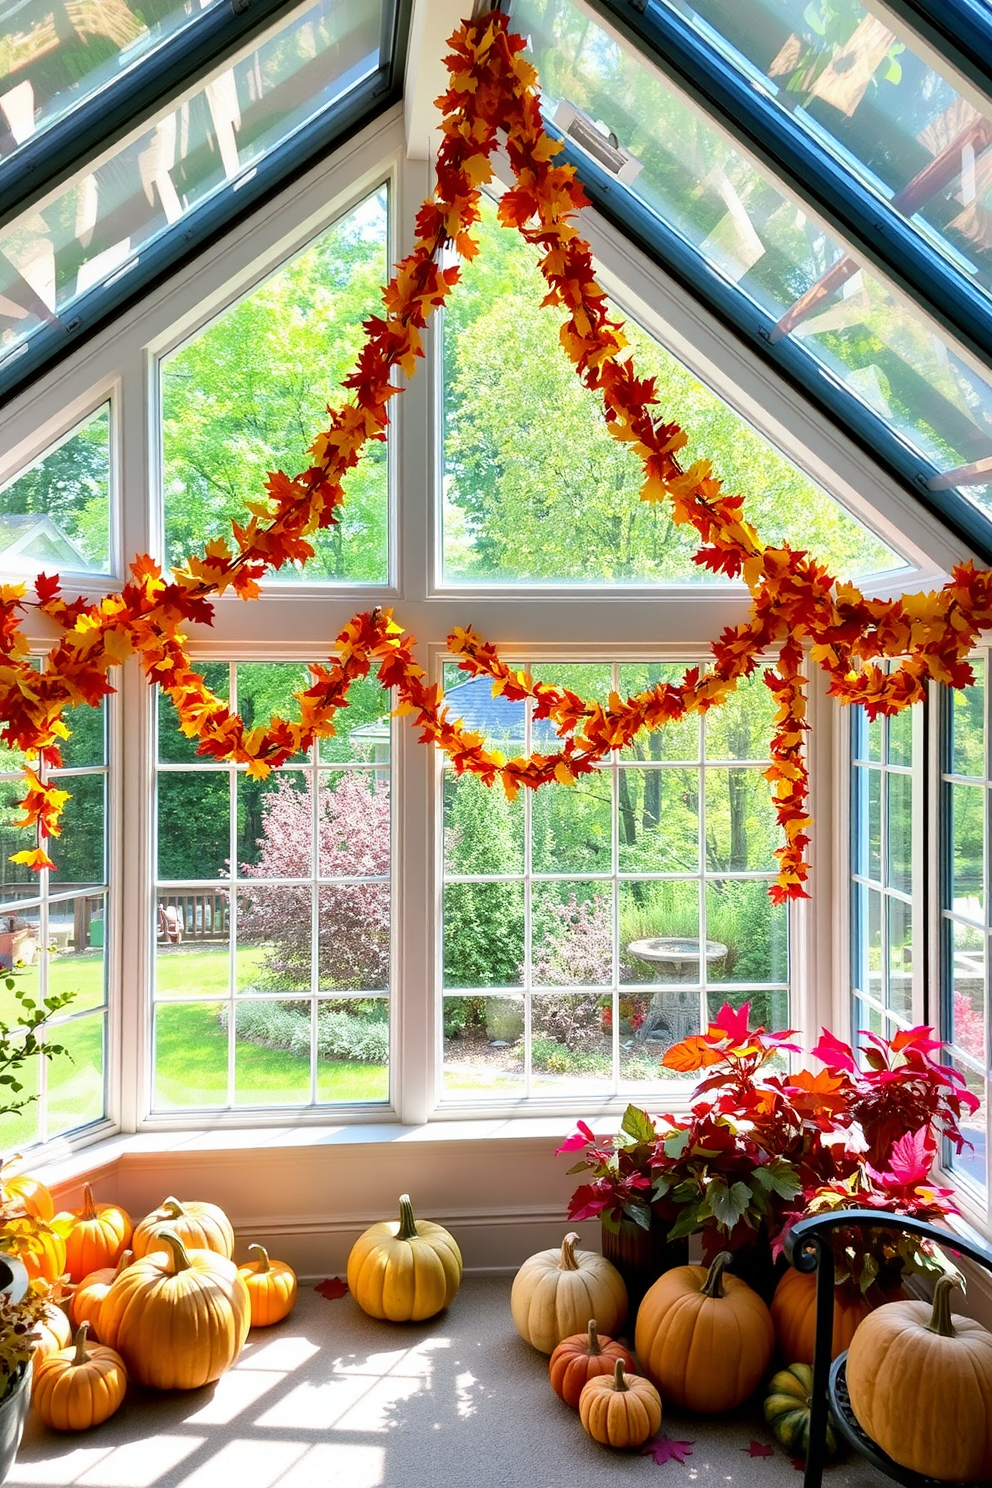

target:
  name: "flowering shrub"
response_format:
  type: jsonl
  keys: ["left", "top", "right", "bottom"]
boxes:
{"left": 239, "top": 773, "right": 389, "bottom": 991}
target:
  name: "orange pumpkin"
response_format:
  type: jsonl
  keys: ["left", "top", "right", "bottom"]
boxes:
{"left": 0, "top": 1161, "right": 53, "bottom": 1220}
{"left": 635, "top": 1251, "right": 774, "bottom": 1413}
{"left": 131, "top": 1196, "right": 234, "bottom": 1261}
{"left": 70, "top": 1250, "right": 134, "bottom": 1339}
{"left": 57, "top": 1185, "right": 133, "bottom": 1283}
{"left": 237, "top": 1244, "right": 297, "bottom": 1327}
{"left": 100, "top": 1230, "right": 250, "bottom": 1389}
{"left": 578, "top": 1358, "right": 662, "bottom": 1449}
{"left": 33, "top": 1322, "right": 127, "bottom": 1431}
{"left": 771, "top": 1267, "right": 899, "bottom": 1364}
{"left": 549, "top": 1320, "right": 636, "bottom": 1410}
{"left": 847, "top": 1274, "right": 992, "bottom": 1482}
{"left": 19, "top": 1225, "right": 66, "bottom": 1285}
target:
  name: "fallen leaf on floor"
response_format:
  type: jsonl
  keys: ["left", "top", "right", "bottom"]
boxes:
{"left": 641, "top": 1434, "right": 694, "bottom": 1465}
{"left": 315, "top": 1276, "right": 349, "bottom": 1300}
{"left": 745, "top": 1441, "right": 775, "bottom": 1457}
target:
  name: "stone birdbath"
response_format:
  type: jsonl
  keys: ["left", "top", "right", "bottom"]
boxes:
{"left": 626, "top": 936, "right": 728, "bottom": 1045}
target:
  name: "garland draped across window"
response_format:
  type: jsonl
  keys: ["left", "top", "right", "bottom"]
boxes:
{"left": 4, "top": 11, "right": 992, "bottom": 901}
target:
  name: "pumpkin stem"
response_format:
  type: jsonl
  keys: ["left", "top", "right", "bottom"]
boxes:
{"left": 80, "top": 1184, "right": 97, "bottom": 1221}
{"left": 700, "top": 1251, "right": 733, "bottom": 1299}
{"left": 72, "top": 1322, "right": 90, "bottom": 1365}
{"left": 559, "top": 1233, "right": 582, "bottom": 1271}
{"left": 114, "top": 1250, "right": 133, "bottom": 1277}
{"left": 611, "top": 1357, "right": 628, "bottom": 1392}
{"left": 249, "top": 1243, "right": 271, "bottom": 1273}
{"left": 157, "top": 1229, "right": 193, "bottom": 1274}
{"left": 587, "top": 1320, "right": 600, "bottom": 1355}
{"left": 160, "top": 1196, "right": 185, "bottom": 1219}
{"left": 397, "top": 1195, "right": 419, "bottom": 1242}
{"left": 926, "top": 1274, "right": 963, "bottom": 1338}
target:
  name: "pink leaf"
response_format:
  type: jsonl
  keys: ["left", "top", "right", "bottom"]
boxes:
{"left": 641, "top": 1434, "right": 694, "bottom": 1465}
{"left": 811, "top": 1028, "right": 857, "bottom": 1072}
{"left": 315, "top": 1276, "right": 348, "bottom": 1300}
{"left": 713, "top": 1000, "right": 750, "bottom": 1045}
{"left": 745, "top": 1441, "right": 775, "bottom": 1458}
{"left": 555, "top": 1120, "right": 596, "bottom": 1154}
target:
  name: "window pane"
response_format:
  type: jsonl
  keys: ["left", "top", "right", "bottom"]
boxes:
{"left": 158, "top": 773, "right": 229, "bottom": 880}
{"left": 234, "top": 1000, "right": 311, "bottom": 1107}
{"left": 0, "top": 405, "right": 110, "bottom": 574}
{"left": 443, "top": 996, "right": 525, "bottom": 1098}
{"left": 443, "top": 882, "right": 524, "bottom": 989}
{"left": 318, "top": 884, "right": 388, "bottom": 995}
{"left": 705, "top": 767, "right": 778, "bottom": 872}
{"left": 443, "top": 773, "right": 524, "bottom": 877}
{"left": 852, "top": 883, "right": 883, "bottom": 1004}
{"left": 315, "top": 997, "right": 388, "bottom": 1102}
{"left": 0, "top": 1054, "right": 40, "bottom": 1154}
{"left": 46, "top": 1011, "right": 104, "bottom": 1136}
{"left": 155, "top": 895, "right": 230, "bottom": 997}
{"left": 532, "top": 882, "right": 612, "bottom": 987}
{"left": 887, "top": 707, "right": 912, "bottom": 770}
{"left": 706, "top": 984, "right": 789, "bottom": 1035}
{"left": 950, "top": 918, "right": 986, "bottom": 1065}
{"left": 443, "top": 198, "right": 903, "bottom": 585}
{"left": 620, "top": 879, "right": 699, "bottom": 984}
{"left": 158, "top": 663, "right": 230, "bottom": 763}
{"left": 237, "top": 771, "right": 308, "bottom": 874}
{"left": 162, "top": 191, "right": 388, "bottom": 583}
{"left": 59, "top": 698, "right": 105, "bottom": 770}
{"left": 617, "top": 768, "right": 699, "bottom": 874}
{"left": 49, "top": 774, "right": 105, "bottom": 887}
{"left": 946, "top": 1059, "right": 987, "bottom": 1198}
{"left": 153, "top": 1002, "right": 228, "bottom": 1109}
{"left": 532, "top": 776, "right": 611, "bottom": 876}
{"left": 238, "top": 886, "right": 311, "bottom": 995}
{"left": 949, "top": 781, "right": 985, "bottom": 915}
{"left": 531, "top": 992, "right": 612, "bottom": 1094}
{"left": 50, "top": 896, "right": 105, "bottom": 1009}
{"left": 318, "top": 669, "right": 391, "bottom": 765}
{"left": 952, "top": 666, "right": 985, "bottom": 778}
{"left": 618, "top": 664, "right": 700, "bottom": 761}
{"left": 705, "top": 880, "right": 787, "bottom": 985}
{"left": 705, "top": 674, "right": 776, "bottom": 760}
{"left": 2, "top": 3, "right": 386, "bottom": 369}
{"left": 317, "top": 772, "right": 389, "bottom": 880}
{"left": 852, "top": 766, "right": 881, "bottom": 881}
{"left": 886, "top": 771, "right": 913, "bottom": 894}
{"left": 886, "top": 895, "right": 914, "bottom": 1020}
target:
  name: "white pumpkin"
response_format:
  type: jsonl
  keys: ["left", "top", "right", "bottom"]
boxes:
{"left": 510, "top": 1232, "right": 627, "bottom": 1354}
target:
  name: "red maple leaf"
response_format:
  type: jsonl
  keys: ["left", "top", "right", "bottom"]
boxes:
{"left": 315, "top": 1277, "right": 348, "bottom": 1300}
{"left": 745, "top": 1441, "right": 775, "bottom": 1457}
{"left": 641, "top": 1434, "right": 694, "bottom": 1465}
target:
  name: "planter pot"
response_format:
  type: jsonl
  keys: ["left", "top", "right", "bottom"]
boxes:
{"left": 723, "top": 1230, "right": 785, "bottom": 1304}
{"left": 0, "top": 1362, "right": 31, "bottom": 1487}
{"left": 601, "top": 1219, "right": 688, "bottom": 1321}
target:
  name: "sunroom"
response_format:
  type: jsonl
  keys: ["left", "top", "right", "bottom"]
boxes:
{"left": 0, "top": 0, "right": 990, "bottom": 1482}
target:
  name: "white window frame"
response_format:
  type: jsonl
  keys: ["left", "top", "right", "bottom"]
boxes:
{"left": 0, "top": 104, "right": 975, "bottom": 1157}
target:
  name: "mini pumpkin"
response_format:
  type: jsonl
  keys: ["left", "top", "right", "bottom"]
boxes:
{"left": 764, "top": 1363, "right": 838, "bottom": 1458}
{"left": 56, "top": 1185, "right": 133, "bottom": 1283}
{"left": 578, "top": 1358, "right": 662, "bottom": 1449}
{"left": 99, "top": 1229, "right": 250, "bottom": 1389}
{"left": 549, "top": 1320, "right": 635, "bottom": 1410}
{"left": 32, "top": 1322, "right": 127, "bottom": 1431}
{"left": 846, "top": 1274, "right": 992, "bottom": 1483}
{"left": 634, "top": 1251, "right": 774, "bottom": 1413}
{"left": 511, "top": 1234, "right": 627, "bottom": 1355}
{"left": 347, "top": 1195, "right": 462, "bottom": 1322}
{"left": 237, "top": 1244, "right": 297, "bottom": 1327}
{"left": 131, "top": 1196, "right": 234, "bottom": 1261}
{"left": 70, "top": 1250, "right": 134, "bottom": 1339}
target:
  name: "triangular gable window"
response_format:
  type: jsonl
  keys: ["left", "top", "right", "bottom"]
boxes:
{"left": 0, "top": 402, "right": 110, "bottom": 575}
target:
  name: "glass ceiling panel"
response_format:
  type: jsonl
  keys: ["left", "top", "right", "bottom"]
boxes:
{"left": 651, "top": 0, "right": 992, "bottom": 297}
{"left": 0, "top": 0, "right": 221, "bottom": 159}
{"left": 512, "top": 0, "right": 992, "bottom": 519}
{"left": 0, "top": 0, "right": 382, "bottom": 370}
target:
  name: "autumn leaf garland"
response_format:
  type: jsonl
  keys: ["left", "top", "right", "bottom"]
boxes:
{"left": 3, "top": 9, "right": 992, "bottom": 898}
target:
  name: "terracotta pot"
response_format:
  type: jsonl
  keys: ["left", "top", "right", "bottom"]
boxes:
{"left": 600, "top": 1218, "right": 688, "bottom": 1320}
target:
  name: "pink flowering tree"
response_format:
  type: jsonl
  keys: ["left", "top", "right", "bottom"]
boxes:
{"left": 239, "top": 773, "right": 390, "bottom": 990}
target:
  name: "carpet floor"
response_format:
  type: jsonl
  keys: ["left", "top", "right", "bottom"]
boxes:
{"left": 8, "top": 1278, "right": 893, "bottom": 1488}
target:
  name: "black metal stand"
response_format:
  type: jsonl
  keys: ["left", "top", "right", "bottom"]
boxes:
{"left": 784, "top": 1210, "right": 992, "bottom": 1488}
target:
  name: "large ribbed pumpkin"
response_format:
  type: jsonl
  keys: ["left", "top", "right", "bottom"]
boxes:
{"left": 635, "top": 1251, "right": 774, "bottom": 1413}
{"left": 131, "top": 1197, "right": 234, "bottom": 1260}
{"left": 771, "top": 1268, "right": 877, "bottom": 1364}
{"left": 99, "top": 1230, "right": 250, "bottom": 1389}
{"left": 846, "top": 1275, "right": 992, "bottom": 1483}
{"left": 32, "top": 1323, "right": 127, "bottom": 1431}
{"left": 578, "top": 1358, "right": 662, "bottom": 1449}
{"left": 549, "top": 1320, "right": 635, "bottom": 1410}
{"left": 56, "top": 1185, "right": 133, "bottom": 1282}
{"left": 511, "top": 1233, "right": 627, "bottom": 1355}
{"left": 347, "top": 1195, "right": 462, "bottom": 1322}
{"left": 70, "top": 1250, "right": 134, "bottom": 1339}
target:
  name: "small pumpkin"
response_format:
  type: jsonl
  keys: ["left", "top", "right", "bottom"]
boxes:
{"left": 549, "top": 1319, "right": 635, "bottom": 1410}
{"left": 70, "top": 1250, "right": 134, "bottom": 1339}
{"left": 18, "top": 1225, "right": 66, "bottom": 1285}
{"left": 32, "top": 1296, "right": 72, "bottom": 1370}
{"left": 634, "top": 1250, "right": 774, "bottom": 1413}
{"left": 99, "top": 1230, "right": 250, "bottom": 1390}
{"left": 237, "top": 1244, "right": 297, "bottom": 1327}
{"left": 764, "top": 1363, "right": 838, "bottom": 1458}
{"left": 32, "top": 1322, "right": 127, "bottom": 1431}
{"left": 511, "top": 1233, "right": 627, "bottom": 1355}
{"left": 0, "top": 1161, "right": 53, "bottom": 1220}
{"left": 578, "top": 1358, "right": 662, "bottom": 1449}
{"left": 131, "top": 1196, "right": 234, "bottom": 1261}
{"left": 57, "top": 1185, "right": 133, "bottom": 1283}
{"left": 347, "top": 1195, "right": 462, "bottom": 1322}
{"left": 771, "top": 1267, "right": 899, "bottom": 1364}
{"left": 846, "top": 1274, "right": 992, "bottom": 1483}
